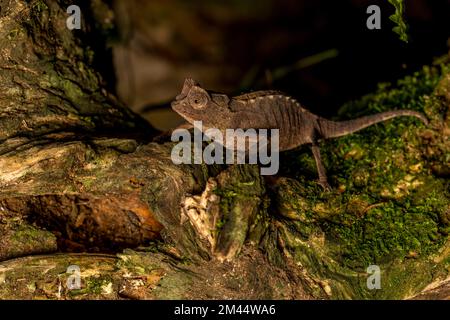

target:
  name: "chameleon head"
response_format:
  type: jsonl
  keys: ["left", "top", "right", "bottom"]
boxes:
{"left": 171, "top": 78, "right": 231, "bottom": 127}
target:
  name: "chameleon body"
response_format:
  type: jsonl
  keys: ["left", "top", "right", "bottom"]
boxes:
{"left": 171, "top": 78, "right": 428, "bottom": 189}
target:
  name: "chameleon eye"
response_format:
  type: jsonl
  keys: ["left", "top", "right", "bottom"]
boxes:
{"left": 188, "top": 90, "right": 209, "bottom": 109}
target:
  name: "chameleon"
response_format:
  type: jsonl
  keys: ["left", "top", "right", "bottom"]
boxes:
{"left": 171, "top": 78, "right": 428, "bottom": 190}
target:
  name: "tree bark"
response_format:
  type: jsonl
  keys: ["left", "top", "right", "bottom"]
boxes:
{"left": 0, "top": 0, "right": 448, "bottom": 300}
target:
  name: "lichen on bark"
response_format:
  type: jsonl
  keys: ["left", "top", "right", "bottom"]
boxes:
{"left": 0, "top": 0, "right": 448, "bottom": 300}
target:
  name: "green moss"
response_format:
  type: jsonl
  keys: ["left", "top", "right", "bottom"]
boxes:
{"left": 86, "top": 276, "right": 113, "bottom": 294}
{"left": 211, "top": 165, "right": 268, "bottom": 259}
{"left": 323, "top": 200, "right": 443, "bottom": 268}
{"left": 10, "top": 224, "right": 57, "bottom": 253}
{"left": 48, "top": 74, "right": 84, "bottom": 102}
{"left": 30, "top": 0, "right": 49, "bottom": 15}
{"left": 213, "top": 165, "right": 265, "bottom": 214}
{"left": 68, "top": 275, "right": 113, "bottom": 296}
{"left": 7, "top": 29, "right": 21, "bottom": 40}
{"left": 276, "top": 61, "right": 450, "bottom": 299}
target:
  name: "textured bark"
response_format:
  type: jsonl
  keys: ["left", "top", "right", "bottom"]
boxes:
{"left": 0, "top": 0, "right": 448, "bottom": 300}
{"left": 0, "top": 0, "right": 306, "bottom": 299}
{"left": 0, "top": 0, "right": 162, "bottom": 252}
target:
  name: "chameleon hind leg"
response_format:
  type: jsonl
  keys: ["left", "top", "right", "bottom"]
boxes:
{"left": 311, "top": 143, "right": 331, "bottom": 191}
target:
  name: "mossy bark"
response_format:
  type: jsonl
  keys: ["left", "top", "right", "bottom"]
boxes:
{"left": 0, "top": 0, "right": 448, "bottom": 299}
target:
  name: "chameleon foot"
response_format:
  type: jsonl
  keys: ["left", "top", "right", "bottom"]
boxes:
{"left": 317, "top": 179, "right": 331, "bottom": 191}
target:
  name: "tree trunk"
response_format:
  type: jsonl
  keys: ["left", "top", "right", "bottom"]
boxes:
{"left": 0, "top": 0, "right": 448, "bottom": 299}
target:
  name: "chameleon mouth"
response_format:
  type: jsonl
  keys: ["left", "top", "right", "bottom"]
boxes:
{"left": 171, "top": 101, "right": 193, "bottom": 120}
{"left": 171, "top": 100, "right": 183, "bottom": 111}
{"left": 171, "top": 103, "right": 196, "bottom": 123}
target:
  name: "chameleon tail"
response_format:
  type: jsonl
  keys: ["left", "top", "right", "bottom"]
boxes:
{"left": 318, "top": 110, "right": 428, "bottom": 139}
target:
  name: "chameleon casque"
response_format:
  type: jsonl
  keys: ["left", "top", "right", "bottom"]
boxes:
{"left": 171, "top": 78, "right": 428, "bottom": 189}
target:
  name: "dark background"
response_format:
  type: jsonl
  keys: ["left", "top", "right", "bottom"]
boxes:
{"left": 107, "top": 0, "right": 450, "bottom": 130}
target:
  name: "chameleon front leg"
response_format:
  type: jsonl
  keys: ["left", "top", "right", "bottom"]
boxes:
{"left": 311, "top": 143, "right": 331, "bottom": 191}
